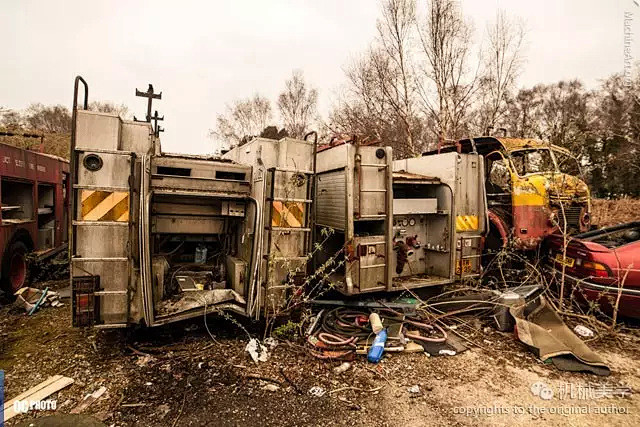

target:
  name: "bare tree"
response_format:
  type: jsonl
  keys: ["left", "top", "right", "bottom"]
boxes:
{"left": 416, "top": 0, "right": 478, "bottom": 143}
{"left": 478, "top": 10, "right": 526, "bottom": 132}
{"left": 375, "top": 0, "right": 419, "bottom": 154}
{"left": 0, "top": 108, "right": 22, "bottom": 130}
{"left": 211, "top": 94, "right": 273, "bottom": 149}
{"left": 329, "top": 0, "right": 424, "bottom": 157}
{"left": 23, "top": 104, "right": 71, "bottom": 133}
{"left": 89, "top": 101, "right": 130, "bottom": 119}
{"left": 277, "top": 70, "right": 318, "bottom": 138}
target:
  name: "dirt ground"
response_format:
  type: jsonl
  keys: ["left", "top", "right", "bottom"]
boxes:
{"left": 1, "top": 281, "right": 639, "bottom": 426}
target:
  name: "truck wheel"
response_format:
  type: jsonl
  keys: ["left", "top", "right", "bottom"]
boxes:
{"left": 1, "top": 240, "right": 29, "bottom": 299}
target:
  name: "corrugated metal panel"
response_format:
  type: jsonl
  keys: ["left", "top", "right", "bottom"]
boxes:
{"left": 316, "top": 170, "right": 346, "bottom": 230}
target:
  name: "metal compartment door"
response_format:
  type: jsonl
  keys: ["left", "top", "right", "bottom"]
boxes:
{"left": 71, "top": 150, "right": 136, "bottom": 327}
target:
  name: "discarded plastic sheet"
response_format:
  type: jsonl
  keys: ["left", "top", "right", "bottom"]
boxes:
{"left": 245, "top": 338, "right": 269, "bottom": 363}
{"left": 511, "top": 297, "right": 610, "bottom": 376}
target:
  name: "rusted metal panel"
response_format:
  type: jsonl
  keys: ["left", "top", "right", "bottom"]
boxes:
{"left": 120, "top": 121, "right": 153, "bottom": 154}
{"left": 315, "top": 144, "right": 394, "bottom": 295}
{"left": 0, "top": 142, "right": 68, "bottom": 183}
{"left": 71, "top": 258, "right": 134, "bottom": 324}
{"left": 75, "top": 110, "right": 121, "bottom": 151}
{"left": 151, "top": 215, "right": 225, "bottom": 234}
{"left": 393, "top": 153, "right": 481, "bottom": 279}
{"left": 75, "top": 223, "right": 129, "bottom": 258}
{"left": 316, "top": 170, "right": 346, "bottom": 230}
{"left": 353, "top": 235, "right": 387, "bottom": 292}
{"left": 77, "top": 151, "right": 131, "bottom": 189}
{"left": 150, "top": 174, "right": 250, "bottom": 194}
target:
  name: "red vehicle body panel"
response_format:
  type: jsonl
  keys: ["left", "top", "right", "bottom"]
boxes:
{"left": 0, "top": 142, "right": 70, "bottom": 288}
{"left": 545, "top": 222, "right": 640, "bottom": 319}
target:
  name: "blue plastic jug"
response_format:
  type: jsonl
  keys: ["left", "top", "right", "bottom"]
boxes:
{"left": 367, "top": 328, "right": 388, "bottom": 363}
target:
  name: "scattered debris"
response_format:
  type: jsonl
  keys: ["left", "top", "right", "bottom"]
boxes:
{"left": 369, "top": 312, "right": 383, "bottom": 334}
{"left": 70, "top": 386, "right": 107, "bottom": 414}
{"left": 404, "top": 341, "right": 424, "bottom": 353}
{"left": 264, "top": 337, "right": 279, "bottom": 350}
{"left": 3, "top": 375, "right": 74, "bottom": 422}
{"left": 438, "top": 349, "right": 456, "bottom": 356}
{"left": 407, "top": 385, "right": 421, "bottom": 396}
{"left": 263, "top": 384, "right": 280, "bottom": 392}
{"left": 308, "top": 386, "right": 326, "bottom": 397}
{"left": 14, "top": 287, "right": 63, "bottom": 314}
{"left": 245, "top": 338, "right": 269, "bottom": 363}
{"left": 306, "top": 307, "right": 447, "bottom": 361}
{"left": 329, "top": 386, "right": 384, "bottom": 395}
{"left": 333, "top": 362, "right": 351, "bottom": 374}
{"left": 135, "top": 355, "right": 154, "bottom": 367}
{"left": 574, "top": 324, "right": 595, "bottom": 338}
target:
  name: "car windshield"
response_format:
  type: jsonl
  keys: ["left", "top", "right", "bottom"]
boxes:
{"left": 554, "top": 150, "right": 582, "bottom": 176}
{"left": 510, "top": 149, "right": 556, "bottom": 175}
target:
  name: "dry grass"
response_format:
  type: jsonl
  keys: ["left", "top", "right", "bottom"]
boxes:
{"left": 592, "top": 197, "right": 640, "bottom": 228}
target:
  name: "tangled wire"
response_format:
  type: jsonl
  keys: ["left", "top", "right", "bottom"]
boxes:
{"left": 306, "top": 307, "right": 447, "bottom": 360}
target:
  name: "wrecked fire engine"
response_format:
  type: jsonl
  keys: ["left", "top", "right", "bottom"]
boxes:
{"left": 69, "top": 77, "right": 594, "bottom": 329}
{"left": 70, "top": 78, "right": 260, "bottom": 327}
{"left": 423, "top": 136, "right": 591, "bottom": 252}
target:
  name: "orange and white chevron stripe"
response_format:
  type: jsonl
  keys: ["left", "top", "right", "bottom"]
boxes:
{"left": 81, "top": 190, "right": 129, "bottom": 222}
{"left": 271, "top": 201, "right": 305, "bottom": 228}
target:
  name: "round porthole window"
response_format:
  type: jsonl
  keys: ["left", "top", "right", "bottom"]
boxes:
{"left": 291, "top": 173, "right": 306, "bottom": 187}
{"left": 375, "top": 148, "right": 386, "bottom": 159}
{"left": 83, "top": 154, "right": 103, "bottom": 172}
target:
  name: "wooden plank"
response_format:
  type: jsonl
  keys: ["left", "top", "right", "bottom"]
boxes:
{"left": 3, "top": 375, "right": 74, "bottom": 422}
{"left": 4, "top": 375, "right": 61, "bottom": 407}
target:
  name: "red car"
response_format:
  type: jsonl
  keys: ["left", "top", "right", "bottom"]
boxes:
{"left": 545, "top": 222, "right": 640, "bottom": 319}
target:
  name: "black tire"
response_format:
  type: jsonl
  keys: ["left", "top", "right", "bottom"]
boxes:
{"left": 1, "top": 240, "right": 29, "bottom": 301}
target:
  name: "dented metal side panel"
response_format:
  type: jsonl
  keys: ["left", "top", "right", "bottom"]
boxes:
{"left": 316, "top": 170, "right": 347, "bottom": 230}
{"left": 223, "top": 137, "right": 315, "bottom": 317}
{"left": 315, "top": 145, "right": 394, "bottom": 295}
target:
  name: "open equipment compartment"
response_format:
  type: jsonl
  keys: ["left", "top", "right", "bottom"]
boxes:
{"left": 391, "top": 172, "right": 454, "bottom": 289}
{"left": 146, "top": 154, "right": 254, "bottom": 322}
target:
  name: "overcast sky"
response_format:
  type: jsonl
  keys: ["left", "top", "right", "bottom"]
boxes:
{"left": 2, "top": 0, "right": 639, "bottom": 154}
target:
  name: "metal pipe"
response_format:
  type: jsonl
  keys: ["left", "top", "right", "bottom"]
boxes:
{"left": 69, "top": 76, "right": 88, "bottom": 291}
{"left": 247, "top": 196, "right": 261, "bottom": 318}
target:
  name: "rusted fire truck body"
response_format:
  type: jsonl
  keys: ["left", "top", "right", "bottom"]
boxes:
{"left": 424, "top": 137, "right": 591, "bottom": 251}
{"left": 313, "top": 143, "right": 486, "bottom": 295}
{"left": 70, "top": 79, "right": 259, "bottom": 327}
{"left": 0, "top": 135, "right": 69, "bottom": 298}
{"left": 222, "top": 136, "right": 316, "bottom": 317}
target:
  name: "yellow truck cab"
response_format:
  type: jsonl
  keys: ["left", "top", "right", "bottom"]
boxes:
{"left": 424, "top": 136, "right": 590, "bottom": 251}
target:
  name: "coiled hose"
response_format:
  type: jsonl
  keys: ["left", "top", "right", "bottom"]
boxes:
{"left": 306, "top": 306, "right": 447, "bottom": 360}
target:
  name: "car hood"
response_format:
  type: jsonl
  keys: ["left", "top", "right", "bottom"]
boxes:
{"left": 545, "top": 233, "right": 610, "bottom": 253}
